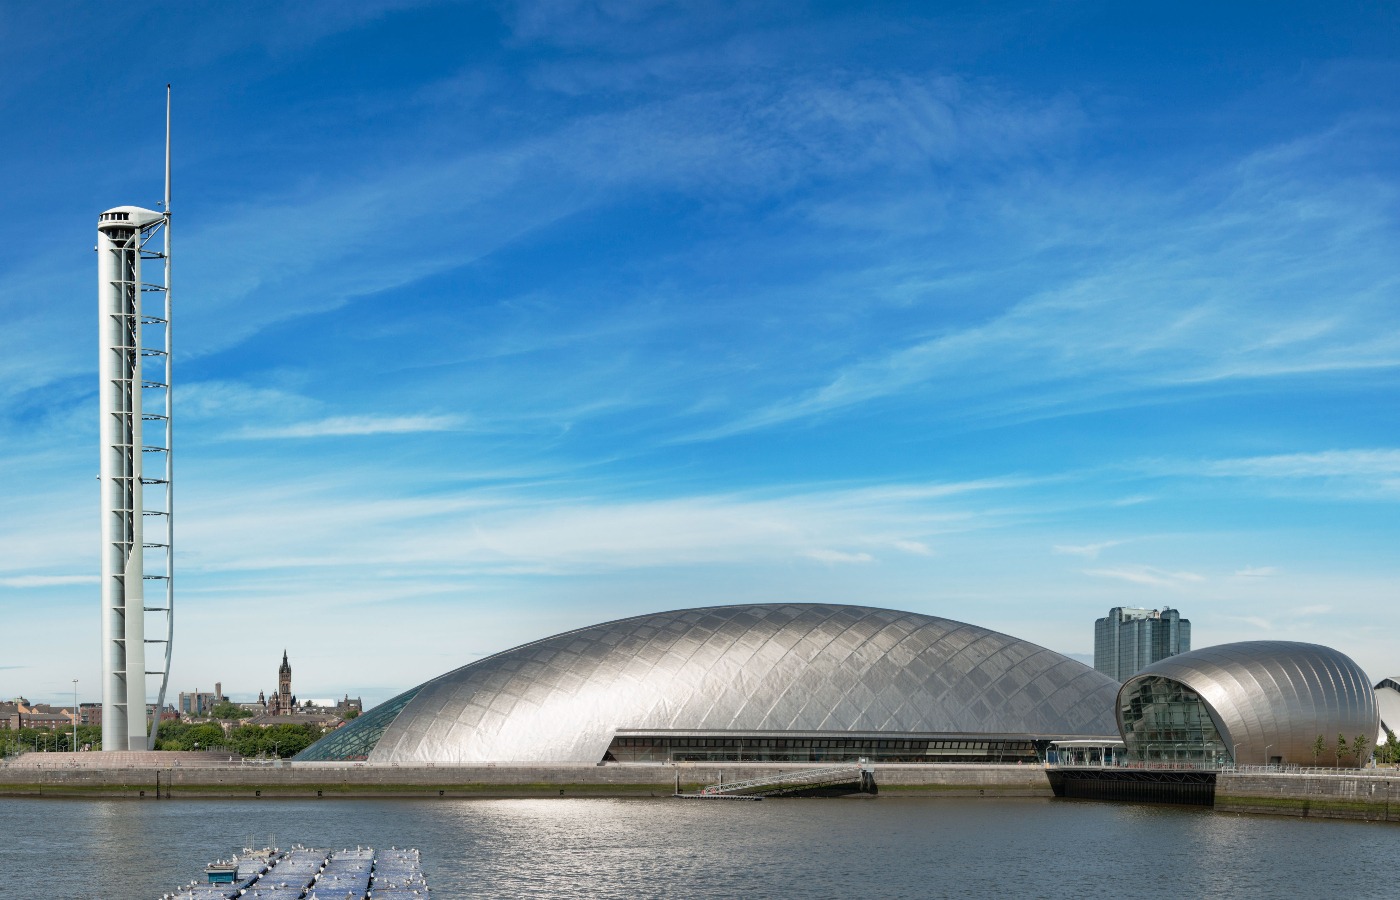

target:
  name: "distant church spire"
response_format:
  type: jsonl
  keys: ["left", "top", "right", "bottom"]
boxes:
{"left": 277, "top": 650, "right": 293, "bottom": 715}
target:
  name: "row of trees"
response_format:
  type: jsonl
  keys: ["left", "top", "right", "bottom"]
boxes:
{"left": 0, "top": 725, "right": 102, "bottom": 757}
{"left": 1307, "top": 732, "right": 1400, "bottom": 766}
{"left": 206, "top": 702, "right": 253, "bottom": 720}
{"left": 209, "top": 703, "right": 357, "bottom": 722}
{"left": 1376, "top": 728, "right": 1400, "bottom": 764}
{"left": 191, "top": 702, "right": 357, "bottom": 723}
{"left": 152, "top": 721, "right": 324, "bottom": 758}
{"left": 0, "top": 722, "right": 325, "bottom": 759}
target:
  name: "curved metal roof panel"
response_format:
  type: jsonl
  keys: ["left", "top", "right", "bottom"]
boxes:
{"left": 1375, "top": 682, "right": 1400, "bottom": 741}
{"left": 1116, "top": 641, "right": 1379, "bottom": 767}
{"left": 316, "top": 604, "right": 1121, "bottom": 764}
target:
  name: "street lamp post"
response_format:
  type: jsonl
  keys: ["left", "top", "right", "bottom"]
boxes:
{"left": 72, "top": 679, "right": 79, "bottom": 753}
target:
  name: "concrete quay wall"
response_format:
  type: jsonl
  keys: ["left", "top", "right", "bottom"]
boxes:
{"left": 0, "top": 761, "right": 1052, "bottom": 799}
{"left": 1216, "top": 771, "right": 1400, "bottom": 823}
{"left": 8, "top": 759, "right": 1394, "bottom": 824}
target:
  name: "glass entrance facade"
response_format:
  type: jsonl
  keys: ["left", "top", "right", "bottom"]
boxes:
{"left": 294, "top": 687, "right": 421, "bottom": 762}
{"left": 1118, "top": 676, "right": 1230, "bottom": 765}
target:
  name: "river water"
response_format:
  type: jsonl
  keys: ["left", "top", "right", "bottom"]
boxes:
{"left": 0, "top": 796, "right": 1393, "bottom": 899}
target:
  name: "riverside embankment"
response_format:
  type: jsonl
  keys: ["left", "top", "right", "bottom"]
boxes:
{"left": 4, "top": 754, "right": 1396, "bottom": 824}
{"left": 1216, "top": 769, "right": 1400, "bottom": 823}
{"left": 0, "top": 754, "right": 1050, "bottom": 799}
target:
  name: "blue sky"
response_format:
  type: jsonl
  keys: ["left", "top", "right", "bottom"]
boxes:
{"left": 1, "top": 1, "right": 1396, "bottom": 708}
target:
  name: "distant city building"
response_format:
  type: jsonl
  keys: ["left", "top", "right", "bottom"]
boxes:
{"left": 79, "top": 703, "right": 102, "bottom": 727}
{"left": 147, "top": 703, "right": 179, "bottom": 723}
{"left": 178, "top": 683, "right": 226, "bottom": 718}
{"left": 297, "top": 697, "right": 362, "bottom": 714}
{"left": 256, "top": 652, "right": 361, "bottom": 721}
{"left": 1094, "top": 607, "right": 1190, "bottom": 682}
{"left": 0, "top": 699, "right": 78, "bottom": 730}
{"left": 264, "top": 650, "right": 296, "bottom": 716}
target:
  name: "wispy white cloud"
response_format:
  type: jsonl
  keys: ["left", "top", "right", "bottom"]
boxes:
{"left": 172, "top": 65, "right": 1084, "bottom": 370}
{"left": 1140, "top": 449, "right": 1400, "bottom": 499}
{"left": 1201, "top": 449, "right": 1400, "bottom": 479}
{"left": 800, "top": 548, "right": 875, "bottom": 565}
{"left": 1220, "top": 615, "right": 1274, "bottom": 632}
{"left": 236, "top": 415, "right": 466, "bottom": 439}
{"left": 1234, "top": 565, "right": 1277, "bottom": 578}
{"left": 1053, "top": 540, "right": 1126, "bottom": 559}
{"left": 1082, "top": 566, "right": 1205, "bottom": 588}
{"left": 688, "top": 122, "right": 1400, "bottom": 439}
{"left": 181, "top": 381, "right": 319, "bottom": 421}
{"left": 0, "top": 574, "right": 99, "bottom": 588}
{"left": 173, "top": 474, "right": 1031, "bottom": 577}
{"left": 711, "top": 278, "right": 1398, "bottom": 438}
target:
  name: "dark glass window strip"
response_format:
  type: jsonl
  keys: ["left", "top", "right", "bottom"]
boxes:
{"left": 603, "top": 735, "right": 1042, "bottom": 764}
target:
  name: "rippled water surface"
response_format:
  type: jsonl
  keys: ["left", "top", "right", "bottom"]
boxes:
{"left": 1, "top": 796, "right": 1393, "bottom": 898}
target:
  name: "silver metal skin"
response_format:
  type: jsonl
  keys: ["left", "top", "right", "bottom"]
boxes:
{"left": 1116, "top": 641, "right": 1379, "bottom": 768}
{"left": 344, "top": 604, "right": 1121, "bottom": 765}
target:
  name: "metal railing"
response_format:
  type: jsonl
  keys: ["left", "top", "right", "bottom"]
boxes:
{"left": 685, "top": 761, "right": 873, "bottom": 797}
{"left": 1047, "top": 758, "right": 1400, "bottom": 777}
{"left": 1220, "top": 763, "right": 1400, "bottom": 778}
{"left": 1049, "top": 759, "right": 1223, "bottom": 772}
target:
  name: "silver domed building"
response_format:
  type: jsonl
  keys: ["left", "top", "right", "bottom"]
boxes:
{"left": 299, "top": 604, "right": 1121, "bottom": 765}
{"left": 1116, "top": 641, "right": 1379, "bottom": 768}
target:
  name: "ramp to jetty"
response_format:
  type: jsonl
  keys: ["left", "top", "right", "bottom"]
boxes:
{"left": 677, "top": 762, "right": 876, "bottom": 799}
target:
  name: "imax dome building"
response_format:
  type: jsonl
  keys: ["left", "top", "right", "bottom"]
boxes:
{"left": 298, "top": 604, "right": 1121, "bottom": 765}
{"left": 1116, "top": 641, "right": 1379, "bottom": 767}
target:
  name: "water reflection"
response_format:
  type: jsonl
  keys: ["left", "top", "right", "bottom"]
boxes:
{"left": 0, "top": 797, "right": 1392, "bottom": 899}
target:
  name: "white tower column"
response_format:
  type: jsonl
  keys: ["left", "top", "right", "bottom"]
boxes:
{"left": 97, "top": 206, "right": 164, "bottom": 751}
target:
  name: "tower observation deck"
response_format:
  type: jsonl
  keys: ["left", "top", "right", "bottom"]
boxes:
{"left": 97, "top": 88, "right": 174, "bottom": 751}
